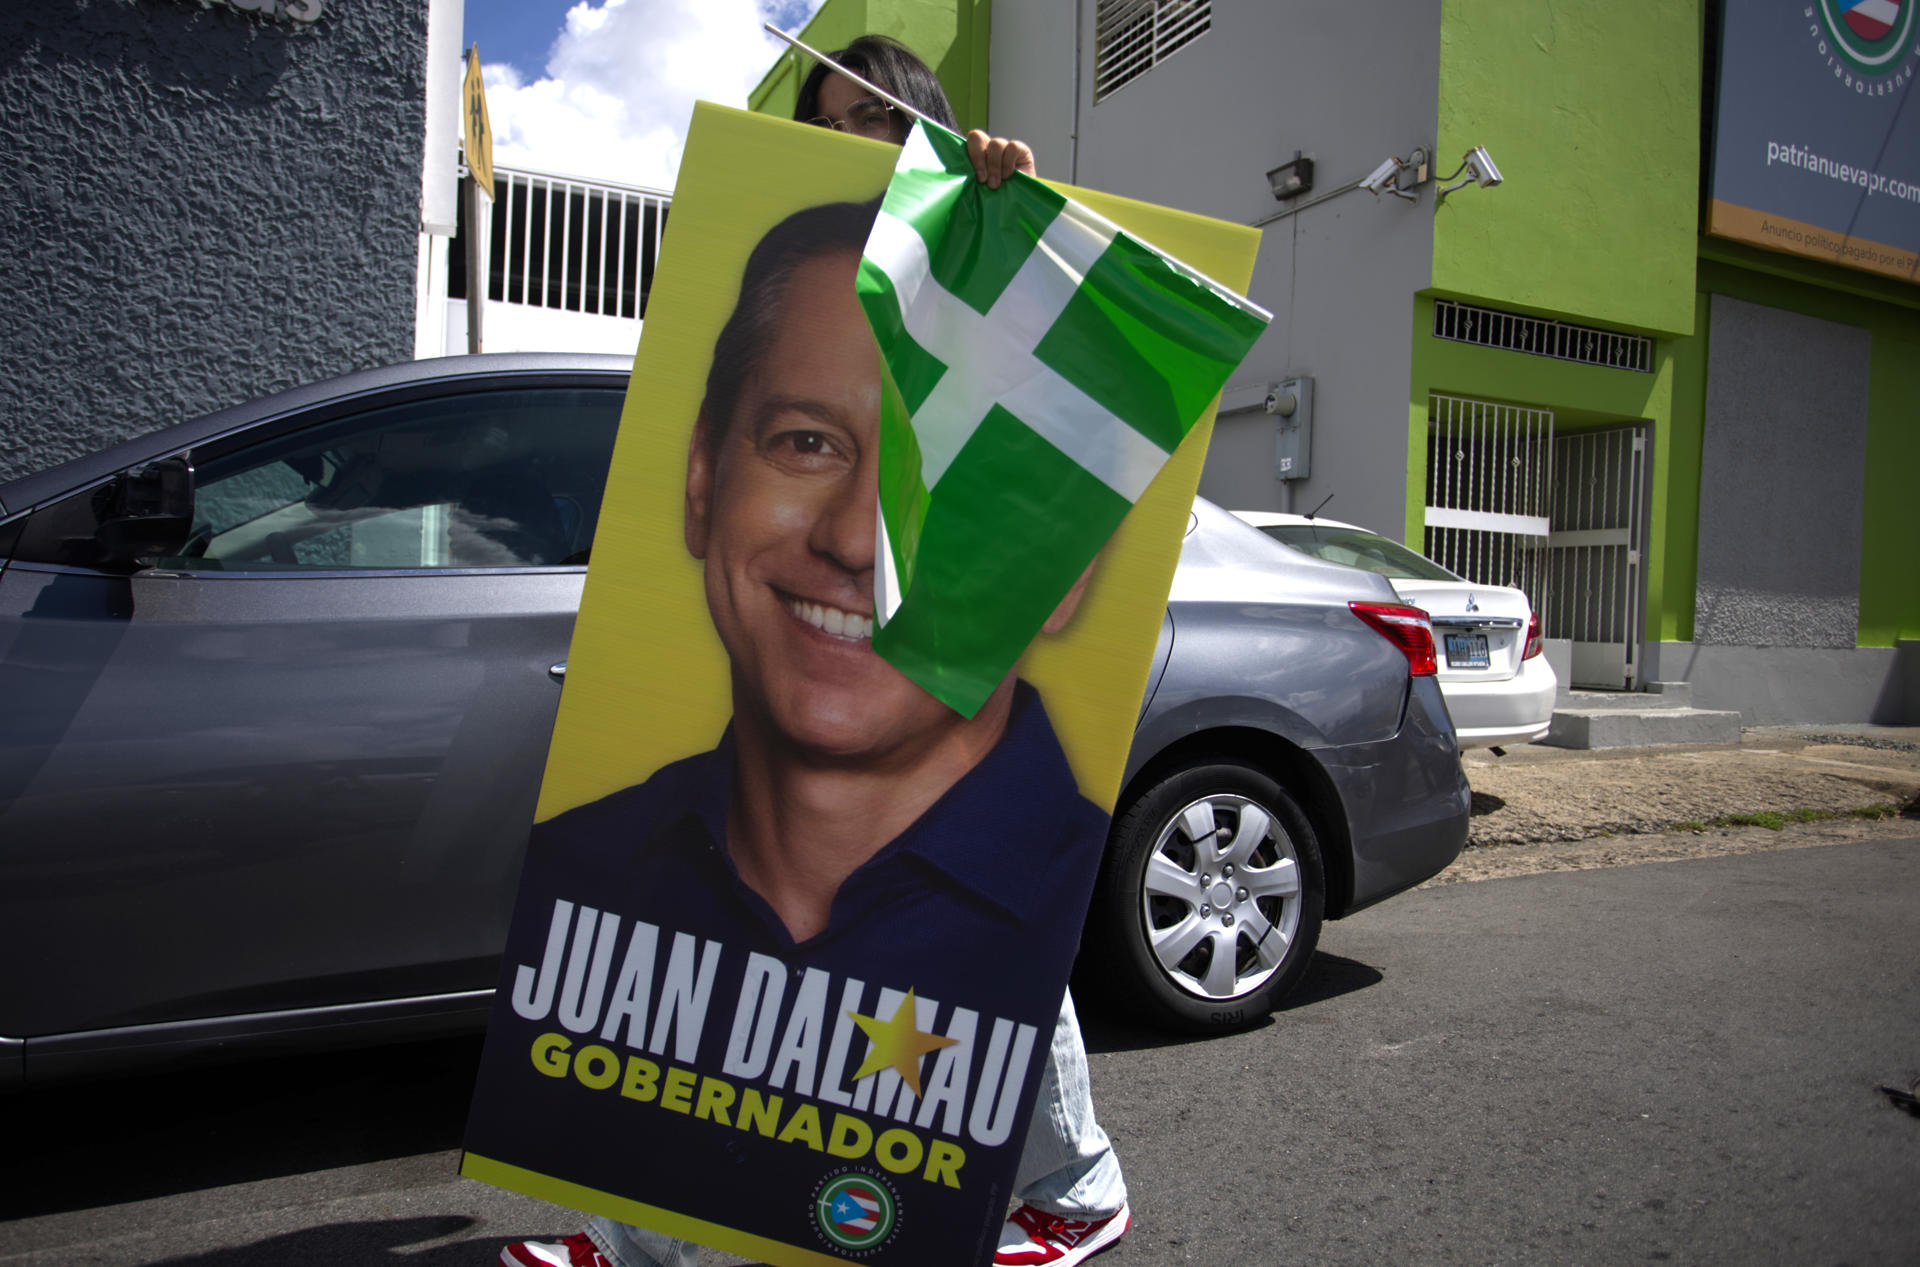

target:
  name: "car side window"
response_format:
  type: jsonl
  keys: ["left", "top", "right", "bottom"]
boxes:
{"left": 164, "top": 387, "right": 625, "bottom": 571}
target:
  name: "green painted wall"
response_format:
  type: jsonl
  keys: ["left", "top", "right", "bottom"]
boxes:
{"left": 1657, "top": 294, "right": 1710, "bottom": 643}
{"left": 1406, "top": 296, "right": 1680, "bottom": 641}
{"left": 1433, "top": 0, "right": 1699, "bottom": 337}
{"left": 748, "top": 0, "right": 991, "bottom": 132}
{"left": 1691, "top": 257, "right": 1920, "bottom": 647}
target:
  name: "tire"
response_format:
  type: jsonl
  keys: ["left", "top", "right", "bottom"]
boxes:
{"left": 1083, "top": 758, "right": 1324, "bottom": 1034}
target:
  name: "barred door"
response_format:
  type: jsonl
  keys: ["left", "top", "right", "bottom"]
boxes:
{"left": 1545, "top": 427, "right": 1646, "bottom": 689}
{"left": 1423, "top": 395, "right": 1554, "bottom": 611}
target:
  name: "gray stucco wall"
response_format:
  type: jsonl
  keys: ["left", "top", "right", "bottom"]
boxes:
{"left": 991, "top": 0, "right": 1439, "bottom": 537}
{"left": 0, "top": 0, "right": 427, "bottom": 486}
{"left": 1694, "top": 295, "right": 1870, "bottom": 648}
{"left": 1643, "top": 641, "right": 1914, "bottom": 725}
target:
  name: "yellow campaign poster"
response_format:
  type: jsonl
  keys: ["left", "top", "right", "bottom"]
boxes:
{"left": 463, "top": 103, "right": 1260, "bottom": 1265}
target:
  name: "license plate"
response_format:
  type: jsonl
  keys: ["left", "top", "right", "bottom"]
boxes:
{"left": 1445, "top": 632, "right": 1490, "bottom": 668}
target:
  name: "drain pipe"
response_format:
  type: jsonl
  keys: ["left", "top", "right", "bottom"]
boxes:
{"left": 1070, "top": 0, "right": 1083, "bottom": 184}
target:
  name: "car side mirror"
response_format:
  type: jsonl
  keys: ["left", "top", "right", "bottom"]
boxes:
{"left": 95, "top": 456, "right": 196, "bottom": 566}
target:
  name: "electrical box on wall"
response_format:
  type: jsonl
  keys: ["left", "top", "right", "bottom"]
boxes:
{"left": 1269, "top": 376, "right": 1313, "bottom": 481}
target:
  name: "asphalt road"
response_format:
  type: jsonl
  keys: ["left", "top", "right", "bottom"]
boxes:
{"left": 4, "top": 838, "right": 1916, "bottom": 1266}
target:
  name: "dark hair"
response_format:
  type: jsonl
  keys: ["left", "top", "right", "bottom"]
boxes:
{"left": 792, "top": 34, "right": 958, "bottom": 132}
{"left": 699, "top": 198, "right": 882, "bottom": 451}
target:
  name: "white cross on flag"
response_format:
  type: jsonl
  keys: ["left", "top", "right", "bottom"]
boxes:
{"left": 858, "top": 121, "right": 1271, "bottom": 716}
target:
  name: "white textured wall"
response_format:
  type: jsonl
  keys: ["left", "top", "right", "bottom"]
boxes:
{"left": 439, "top": 301, "right": 643, "bottom": 359}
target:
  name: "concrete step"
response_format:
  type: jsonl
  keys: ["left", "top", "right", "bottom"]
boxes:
{"left": 1542, "top": 703, "right": 1744, "bottom": 750}
{"left": 1558, "top": 682, "right": 1693, "bottom": 710}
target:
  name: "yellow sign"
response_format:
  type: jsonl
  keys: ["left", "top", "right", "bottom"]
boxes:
{"left": 463, "top": 103, "right": 1263, "bottom": 1266}
{"left": 463, "top": 46, "right": 495, "bottom": 198}
{"left": 533, "top": 105, "right": 1261, "bottom": 822}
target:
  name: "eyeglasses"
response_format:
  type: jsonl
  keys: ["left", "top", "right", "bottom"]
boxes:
{"left": 806, "top": 97, "right": 901, "bottom": 141}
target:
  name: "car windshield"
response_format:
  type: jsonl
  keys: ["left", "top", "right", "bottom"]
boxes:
{"left": 1258, "top": 524, "right": 1461, "bottom": 582}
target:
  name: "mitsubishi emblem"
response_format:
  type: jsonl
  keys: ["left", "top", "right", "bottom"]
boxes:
{"left": 1465, "top": 592, "right": 1479, "bottom": 612}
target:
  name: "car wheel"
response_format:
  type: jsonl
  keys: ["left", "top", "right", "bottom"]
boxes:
{"left": 1085, "top": 759, "right": 1324, "bottom": 1033}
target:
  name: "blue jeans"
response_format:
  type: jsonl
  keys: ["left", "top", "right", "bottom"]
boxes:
{"left": 585, "top": 990, "right": 1125, "bottom": 1267}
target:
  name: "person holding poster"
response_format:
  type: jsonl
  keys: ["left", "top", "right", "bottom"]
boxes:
{"left": 488, "top": 37, "right": 1131, "bottom": 1267}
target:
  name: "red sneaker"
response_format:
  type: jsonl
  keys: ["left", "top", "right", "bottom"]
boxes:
{"left": 499, "top": 1231, "right": 609, "bottom": 1267}
{"left": 994, "top": 1202, "right": 1131, "bottom": 1265}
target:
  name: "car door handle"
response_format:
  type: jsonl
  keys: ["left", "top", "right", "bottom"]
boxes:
{"left": 549, "top": 661, "right": 567, "bottom": 683}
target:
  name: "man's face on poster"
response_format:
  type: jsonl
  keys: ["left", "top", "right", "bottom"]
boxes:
{"left": 684, "top": 249, "right": 962, "bottom": 765}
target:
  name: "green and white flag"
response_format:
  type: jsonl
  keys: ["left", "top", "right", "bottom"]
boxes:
{"left": 858, "top": 121, "right": 1271, "bottom": 716}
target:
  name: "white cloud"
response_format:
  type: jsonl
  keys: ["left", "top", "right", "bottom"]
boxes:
{"left": 484, "top": 0, "right": 826, "bottom": 189}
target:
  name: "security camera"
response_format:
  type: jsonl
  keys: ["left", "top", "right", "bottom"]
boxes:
{"left": 1438, "top": 145, "right": 1505, "bottom": 197}
{"left": 1358, "top": 151, "right": 1424, "bottom": 202}
{"left": 1465, "top": 145, "right": 1503, "bottom": 187}
{"left": 1357, "top": 156, "right": 1402, "bottom": 196}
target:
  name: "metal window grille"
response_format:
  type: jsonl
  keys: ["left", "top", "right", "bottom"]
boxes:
{"left": 1433, "top": 299, "right": 1653, "bottom": 373}
{"left": 451, "top": 161, "right": 670, "bottom": 320}
{"left": 1094, "top": 0, "right": 1211, "bottom": 103}
{"left": 1424, "top": 395, "right": 1555, "bottom": 620}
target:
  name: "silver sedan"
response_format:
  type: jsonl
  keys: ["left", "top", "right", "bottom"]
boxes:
{"left": 0, "top": 356, "right": 1468, "bottom": 1085}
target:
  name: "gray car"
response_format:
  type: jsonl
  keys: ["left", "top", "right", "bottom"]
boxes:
{"left": 1086, "top": 499, "right": 1467, "bottom": 1031}
{"left": 0, "top": 355, "right": 1467, "bottom": 1086}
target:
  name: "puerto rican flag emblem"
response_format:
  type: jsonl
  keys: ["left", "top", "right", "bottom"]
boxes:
{"left": 829, "top": 1184, "right": 881, "bottom": 1235}
{"left": 1843, "top": 0, "right": 1902, "bottom": 42}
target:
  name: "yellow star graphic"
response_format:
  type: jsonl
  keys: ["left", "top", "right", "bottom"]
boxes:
{"left": 847, "top": 989, "right": 959, "bottom": 1098}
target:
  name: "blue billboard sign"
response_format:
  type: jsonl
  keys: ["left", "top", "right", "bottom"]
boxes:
{"left": 1708, "top": 0, "right": 1920, "bottom": 282}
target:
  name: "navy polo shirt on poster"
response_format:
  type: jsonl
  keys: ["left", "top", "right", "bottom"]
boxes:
{"left": 463, "top": 680, "right": 1109, "bottom": 1258}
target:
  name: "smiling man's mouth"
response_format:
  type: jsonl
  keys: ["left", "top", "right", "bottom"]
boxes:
{"left": 786, "top": 597, "right": 874, "bottom": 642}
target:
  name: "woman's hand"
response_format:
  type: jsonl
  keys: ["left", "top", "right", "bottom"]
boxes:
{"left": 964, "top": 130, "right": 1037, "bottom": 188}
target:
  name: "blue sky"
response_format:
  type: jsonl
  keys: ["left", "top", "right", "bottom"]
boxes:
{"left": 463, "top": 0, "right": 573, "bottom": 83}
{"left": 461, "top": 0, "right": 826, "bottom": 187}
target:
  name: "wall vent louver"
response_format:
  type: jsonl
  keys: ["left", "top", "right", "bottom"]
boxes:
{"left": 1433, "top": 299, "right": 1653, "bottom": 373}
{"left": 1094, "top": 0, "right": 1211, "bottom": 103}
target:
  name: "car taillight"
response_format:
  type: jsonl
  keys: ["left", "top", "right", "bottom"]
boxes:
{"left": 1349, "top": 601, "right": 1437, "bottom": 676}
{"left": 1522, "top": 610, "right": 1543, "bottom": 660}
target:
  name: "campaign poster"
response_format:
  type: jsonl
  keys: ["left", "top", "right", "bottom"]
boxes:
{"left": 463, "top": 102, "right": 1261, "bottom": 1266}
{"left": 1707, "top": 0, "right": 1920, "bottom": 281}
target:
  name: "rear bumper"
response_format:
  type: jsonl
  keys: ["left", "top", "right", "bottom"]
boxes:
{"left": 1318, "top": 675, "right": 1470, "bottom": 916}
{"left": 1440, "top": 655, "right": 1557, "bottom": 749}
